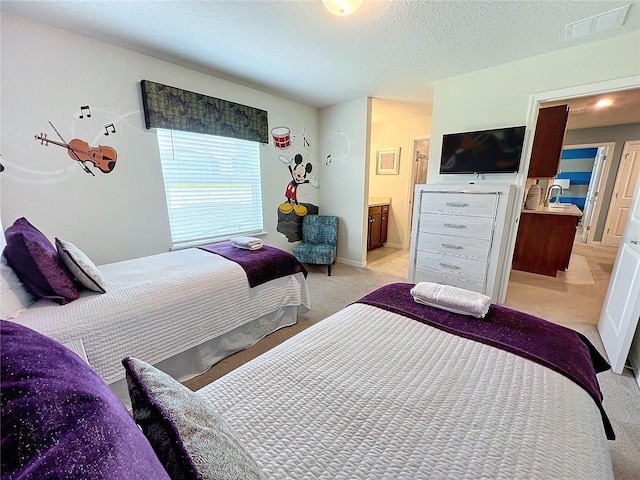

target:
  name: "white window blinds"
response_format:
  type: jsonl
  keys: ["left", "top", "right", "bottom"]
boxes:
{"left": 156, "top": 129, "right": 263, "bottom": 248}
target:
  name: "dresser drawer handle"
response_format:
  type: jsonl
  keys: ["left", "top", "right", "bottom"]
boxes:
{"left": 443, "top": 223, "right": 466, "bottom": 228}
{"left": 439, "top": 262, "right": 460, "bottom": 269}
{"left": 446, "top": 202, "right": 468, "bottom": 207}
{"left": 441, "top": 243, "right": 462, "bottom": 249}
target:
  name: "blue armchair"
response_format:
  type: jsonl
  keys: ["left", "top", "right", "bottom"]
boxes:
{"left": 292, "top": 215, "right": 338, "bottom": 276}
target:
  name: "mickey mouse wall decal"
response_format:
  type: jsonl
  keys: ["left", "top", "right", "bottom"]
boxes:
{"left": 278, "top": 153, "right": 319, "bottom": 216}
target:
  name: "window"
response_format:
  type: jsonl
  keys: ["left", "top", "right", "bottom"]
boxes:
{"left": 156, "top": 129, "right": 263, "bottom": 248}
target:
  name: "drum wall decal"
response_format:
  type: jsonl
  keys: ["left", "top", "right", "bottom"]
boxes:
{"left": 271, "top": 126, "right": 294, "bottom": 149}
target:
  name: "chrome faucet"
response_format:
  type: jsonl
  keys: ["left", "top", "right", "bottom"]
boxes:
{"left": 544, "top": 184, "right": 564, "bottom": 206}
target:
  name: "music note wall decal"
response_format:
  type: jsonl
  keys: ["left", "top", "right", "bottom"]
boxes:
{"left": 79, "top": 105, "right": 91, "bottom": 119}
{"left": 104, "top": 123, "right": 116, "bottom": 136}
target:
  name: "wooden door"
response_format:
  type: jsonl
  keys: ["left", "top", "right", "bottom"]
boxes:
{"left": 528, "top": 104, "right": 569, "bottom": 178}
{"left": 368, "top": 207, "right": 382, "bottom": 250}
{"left": 381, "top": 208, "right": 388, "bottom": 245}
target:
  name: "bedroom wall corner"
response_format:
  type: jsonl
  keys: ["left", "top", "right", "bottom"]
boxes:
{"left": 0, "top": 13, "right": 319, "bottom": 264}
{"left": 318, "top": 97, "right": 371, "bottom": 267}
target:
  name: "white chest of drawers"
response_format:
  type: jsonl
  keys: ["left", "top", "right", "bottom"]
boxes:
{"left": 408, "top": 184, "right": 516, "bottom": 303}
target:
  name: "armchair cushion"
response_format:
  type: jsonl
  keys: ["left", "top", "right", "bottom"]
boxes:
{"left": 292, "top": 243, "right": 336, "bottom": 265}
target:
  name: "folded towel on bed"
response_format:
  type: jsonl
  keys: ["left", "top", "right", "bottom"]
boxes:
{"left": 409, "top": 282, "right": 491, "bottom": 318}
{"left": 230, "top": 236, "right": 264, "bottom": 251}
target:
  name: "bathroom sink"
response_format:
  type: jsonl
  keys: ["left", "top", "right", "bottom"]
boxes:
{"left": 547, "top": 203, "right": 570, "bottom": 211}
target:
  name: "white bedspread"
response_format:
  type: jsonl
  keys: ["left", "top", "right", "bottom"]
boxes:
{"left": 12, "top": 248, "right": 309, "bottom": 385}
{"left": 197, "top": 303, "right": 613, "bottom": 479}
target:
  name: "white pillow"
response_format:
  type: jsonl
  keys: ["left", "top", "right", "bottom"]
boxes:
{"left": 55, "top": 238, "right": 106, "bottom": 293}
{"left": 1, "top": 254, "right": 35, "bottom": 318}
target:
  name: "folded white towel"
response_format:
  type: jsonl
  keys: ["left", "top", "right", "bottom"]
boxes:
{"left": 230, "top": 236, "right": 264, "bottom": 250}
{"left": 410, "top": 282, "right": 491, "bottom": 318}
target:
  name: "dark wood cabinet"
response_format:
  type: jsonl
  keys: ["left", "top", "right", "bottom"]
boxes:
{"left": 381, "top": 208, "right": 388, "bottom": 245}
{"left": 512, "top": 211, "right": 579, "bottom": 276}
{"left": 368, "top": 204, "right": 389, "bottom": 250}
{"left": 527, "top": 104, "right": 569, "bottom": 178}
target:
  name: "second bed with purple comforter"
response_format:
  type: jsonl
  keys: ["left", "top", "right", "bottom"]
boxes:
{"left": 193, "top": 282, "right": 614, "bottom": 479}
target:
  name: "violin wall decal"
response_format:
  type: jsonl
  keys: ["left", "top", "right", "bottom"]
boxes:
{"left": 35, "top": 133, "right": 117, "bottom": 173}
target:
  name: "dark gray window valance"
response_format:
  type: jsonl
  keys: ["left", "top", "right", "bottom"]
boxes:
{"left": 140, "top": 80, "right": 268, "bottom": 143}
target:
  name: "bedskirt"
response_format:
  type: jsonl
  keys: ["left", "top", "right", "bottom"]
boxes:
{"left": 109, "top": 304, "right": 298, "bottom": 406}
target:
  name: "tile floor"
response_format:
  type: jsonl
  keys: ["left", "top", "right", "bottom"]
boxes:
{"left": 366, "top": 241, "right": 618, "bottom": 326}
{"left": 366, "top": 246, "right": 410, "bottom": 278}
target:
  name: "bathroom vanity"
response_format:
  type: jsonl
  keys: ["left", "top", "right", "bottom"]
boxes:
{"left": 512, "top": 204, "right": 583, "bottom": 277}
{"left": 368, "top": 197, "right": 390, "bottom": 251}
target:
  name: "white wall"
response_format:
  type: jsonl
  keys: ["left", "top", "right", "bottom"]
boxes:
{"left": 0, "top": 14, "right": 319, "bottom": 265}
{"left": 369, "top": 99, "right": 431, "bottom": 249}
{"left": 427, "top": 31, "right": 640, "bottom": 191}
{"left": 318, "top": 97, "right": 370, "bottom": 267}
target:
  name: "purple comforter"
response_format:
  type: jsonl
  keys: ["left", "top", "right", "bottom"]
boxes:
{"left": 199, "top": 242, "right": 307, "bottom": 288}
{"left": 357, "top": 283, "right": 615, "bottom": 440}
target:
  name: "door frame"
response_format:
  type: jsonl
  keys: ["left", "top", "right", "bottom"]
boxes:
{"left": 406, "top": 135, "right": 430, "bottom": 249}
{"left": 499, "top": 75, "right": 640, "bottom": 304}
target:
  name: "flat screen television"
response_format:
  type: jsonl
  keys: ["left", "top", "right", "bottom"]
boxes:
{"left": 439, "top": 125, "right": 526, "bottom": 174}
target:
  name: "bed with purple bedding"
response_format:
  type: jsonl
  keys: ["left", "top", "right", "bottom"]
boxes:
{"left": 195, "top": 283, "right": 614, "bottom": 479}
{"left": 10, "top": 246, "right": 310, "bottom": 406}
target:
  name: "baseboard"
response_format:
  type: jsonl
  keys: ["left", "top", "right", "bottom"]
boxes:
{"left": 629, "top": 351, "right": 640, "bottom": 391}
{"left": 336, "top": 257, "right": 366, "bottom": 268}
{"left": 383, "top": 242, "right": 404, "bottom": 249}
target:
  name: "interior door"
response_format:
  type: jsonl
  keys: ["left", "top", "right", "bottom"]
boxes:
{"left": 581, "top": 146, "right": 608, "bottom": 243}
{"left": 602, "top": 141, "right": 640, "bottom": 246}
{"left": 598, "top": 173, "right": 640, "bottom": 374}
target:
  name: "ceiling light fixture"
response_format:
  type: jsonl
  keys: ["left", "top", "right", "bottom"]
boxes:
{"left": 322, "top": 0, "right": 363, "bottom": 16}
{"left": 596, "top": 99, "right": 613, "bottom": 108}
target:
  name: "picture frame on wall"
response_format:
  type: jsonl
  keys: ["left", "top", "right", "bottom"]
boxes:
{"left": 376, "top": 147, "right": 400, "bottom": 175}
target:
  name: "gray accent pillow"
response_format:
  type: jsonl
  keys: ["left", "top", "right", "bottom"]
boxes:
{"left": 122, "top": 357, "right": 266, "bottom": 480}
{"left": 55, "top": 238, "right": 106, "bottom": 293}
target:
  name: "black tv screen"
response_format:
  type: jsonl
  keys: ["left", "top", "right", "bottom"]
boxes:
{"left": 439, "top": 125, "right": 526, "bottom": 174}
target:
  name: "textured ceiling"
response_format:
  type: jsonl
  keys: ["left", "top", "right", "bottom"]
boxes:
{"left": 2, "top": 0, "right": 640, "bottom": 124}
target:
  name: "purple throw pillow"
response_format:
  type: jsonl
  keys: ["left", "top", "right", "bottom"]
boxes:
{"left": 0, "top": 320, "right": 171, "bottom": 480}
{"left": 3, "top": 217, "right": 79, "bottom": 304}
